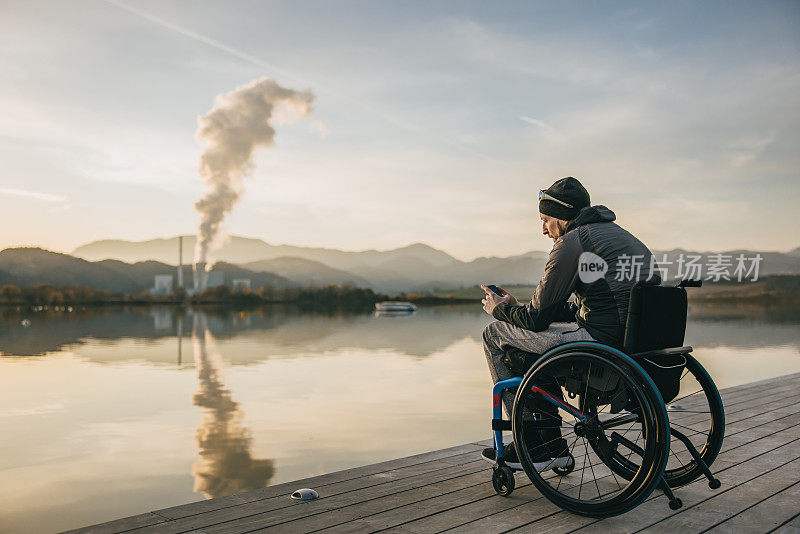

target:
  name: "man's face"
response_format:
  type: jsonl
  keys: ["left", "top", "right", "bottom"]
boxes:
{"left": 540, "top": 213, "right": 569, "bottom": 242}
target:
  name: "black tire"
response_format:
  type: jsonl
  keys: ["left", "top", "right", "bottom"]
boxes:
{"left": 492, "top": 465, "right": 515, "bottom": 496}
{"left": 512, "top": 343, "right": 670, "bottom": 518}
{"left": 602, "top": 353, "right": 724, "bottom": 488}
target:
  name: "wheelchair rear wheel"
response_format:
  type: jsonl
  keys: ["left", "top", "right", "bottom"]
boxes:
{"left": 602, "top": 353, "right": 724, "bottom": 488}
{"left": 512, "top": 344, "right": 670, "bottom": 518}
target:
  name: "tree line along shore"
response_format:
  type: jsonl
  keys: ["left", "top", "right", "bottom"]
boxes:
{"left": 0, "top": 282, "right": 474, "bottom": 309}
{"left": 1, "top": 274, "right": 798, "bottom": 309}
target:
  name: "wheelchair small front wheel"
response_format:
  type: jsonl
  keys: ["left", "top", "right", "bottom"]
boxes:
{"left": 492, "top": 465, "right": 515, "bottom": 496}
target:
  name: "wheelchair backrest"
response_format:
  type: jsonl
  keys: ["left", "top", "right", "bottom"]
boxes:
{"left": 623, "top": 281, "right": 688, "bottom": 354}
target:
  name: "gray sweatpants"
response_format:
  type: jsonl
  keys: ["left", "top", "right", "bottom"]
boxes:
{"left": 483, "top": 321, "right": 595, "bottom": 417}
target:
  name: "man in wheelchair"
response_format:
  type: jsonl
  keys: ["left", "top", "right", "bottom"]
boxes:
{"left": 480, "top": 176, "right": 661, "bottom": 471}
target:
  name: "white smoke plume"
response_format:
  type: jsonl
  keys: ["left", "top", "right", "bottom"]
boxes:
{"left": 194, "top": 77, "right": 314, "bottom": 269}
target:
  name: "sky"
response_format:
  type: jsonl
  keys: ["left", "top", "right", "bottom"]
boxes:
{"left": 0, "top": 0, "right": 798, "bottom": 261}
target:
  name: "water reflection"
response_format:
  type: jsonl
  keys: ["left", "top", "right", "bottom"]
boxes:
{"left": 1, "top": 302, "right": 798, "bottom": 361}
{"left": 687, "top": 302, "right": 800, "bottom": 350}
{"left": 191, "top": 314, "right": 274, "bottom": 498}
{"left": 0, "top": 305, "right": 491, "bottom": 360}
{"left": 0, "top": 302, "right": 798, "bottom": 534}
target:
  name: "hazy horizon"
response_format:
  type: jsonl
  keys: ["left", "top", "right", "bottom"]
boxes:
{"left": 2, "top": 232, "right": 800, "bottom": 264}
{"left": 1, "top": 1, "right": 798, "bottom": 260}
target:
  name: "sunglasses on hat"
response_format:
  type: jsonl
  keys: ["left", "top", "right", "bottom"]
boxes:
{"left": 539, "top": 190, "right": 573, "bottom": 209}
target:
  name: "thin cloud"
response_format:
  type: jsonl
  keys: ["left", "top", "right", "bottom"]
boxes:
{"left": 102, "top": 0, "right": 293, "bottom": 78}
{"left": 102, "top": 0, "right": 401, "bottom": 128}
{"left": 729, "top": 135, "right": 775, "bottom": 168}
{"left": 0, "top": 402, "right": 65, "bottom": 417}
{"left": 102, "top": 0, "right": 501, "bottom": 162}
{"left": 520, "top": 115, "right": 557, "bottom": 134}
{"left": 0, "top": 187, "right": 66, "bottom": 203}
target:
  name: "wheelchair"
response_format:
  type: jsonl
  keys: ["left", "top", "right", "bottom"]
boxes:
{"left": 489, "top": 279, "right": 725, "bottom": 517}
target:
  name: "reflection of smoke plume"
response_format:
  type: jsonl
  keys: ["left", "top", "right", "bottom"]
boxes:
{"left": 193, "top": 77, "right": 314, "bottom": 268}
{"left": 191, "top": 314, "right": 274, "bottom": 498}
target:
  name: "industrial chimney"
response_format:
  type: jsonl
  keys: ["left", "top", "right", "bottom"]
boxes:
{"left": 177, "top": 236, "right": 184, "bottom": 289}
{"left": 193, "top": 262, "right": 208, "bottom": 292}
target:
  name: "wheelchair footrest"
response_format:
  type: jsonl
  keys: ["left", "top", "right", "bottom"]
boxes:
{"left": 492, "top": 419, "right": 512, "bottom": 431}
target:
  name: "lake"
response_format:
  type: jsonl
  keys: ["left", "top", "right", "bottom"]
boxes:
{"left": 1, "top": 302, "right": 799, "bottom": 533}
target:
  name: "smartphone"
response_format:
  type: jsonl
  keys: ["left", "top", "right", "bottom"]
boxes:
{"left": 485, "top": 284, "right": 504, "bottom": 296}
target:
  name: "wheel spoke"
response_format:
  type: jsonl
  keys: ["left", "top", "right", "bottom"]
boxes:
{"left": 578, "top": 437, "right": 588, "bottom": 500}
{"left": 669, "top": 421, "right": 709, "bottom": 438}
{"left": 555, "top": 434, "right": 581, "bottom": 492}
{"left": 668, "top": 443, "right": 688, "bottom": 471}
{"left": 587, "top": 440, "right": 603, "bottom": 499}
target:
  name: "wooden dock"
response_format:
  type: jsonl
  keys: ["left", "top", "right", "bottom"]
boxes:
{"left": 69, "top": 372, "right": 800, "bottom": 534}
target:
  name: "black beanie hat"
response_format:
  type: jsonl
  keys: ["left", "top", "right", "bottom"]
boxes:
{"left": 538, "top": 177, "right": 590, "bottom": 220}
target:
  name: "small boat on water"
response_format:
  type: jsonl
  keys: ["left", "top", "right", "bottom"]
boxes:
{"left": 374, "top": 301, "right": 417, "bottom": 312}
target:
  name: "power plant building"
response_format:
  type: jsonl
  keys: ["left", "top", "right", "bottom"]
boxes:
{"left": 151, "top": 275, "right": 174, "bottom": 295}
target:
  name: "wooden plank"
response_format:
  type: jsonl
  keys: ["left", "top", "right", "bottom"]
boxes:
{"left": 62, "top": 513, "right": 169, "bottom": 534}
{"left": 715, "top": 372, "right": 800, "bottom": 396}
{"left": 666, "top": 394, "right": 800, "bottom": 438}
{"left": 775, "top": 513, "right": 800, "bottom": 533}
{"left": 376, "top": 484, "right": 541, "bottom": 534}
{"left": 638, "top": 457, "right": 800, "bottom": 533}
{"left": 201, "top": 466, "right": 490, "bottom": 534}
{"left": 444, "top": 428, "right": 800, "bottom": 533}
{"left": 69, "top": 373, "right": 800, "bottom": 534}
{"left": 665, "top": 412, "right": 800, "bottom": 476}
{"left": 153, "top": 442, "right": 485, "bottom": 520}
{"left": 563, "top": 438, "right": 800, "bottom": 534}
{"left": 258, "top": 471, "right": 501, "bottom": 534}
{"left": 400, "top": 386, "right": 797, "bottom": 532}
{"left": 678, "top": 387, "right": 800, "bottom": 427}
{"left": 721, "top": 372, "right": 800, "bottom": 395}
{"left": 706, "top": 480, "right": 800, "bottom": 532}
{"left": 720, "top": 393, "right": 800, "bottom": 426}
{"left": 128, "top": 461, "right": 488, "bottom": 534}
{"left": 717, "top": 377, "right": 800, "bottom": 409}
{"left": 697, "top": 373, "right": 800, "bottom": 407}
{"left": 310, "top": 481, "right": 538, "bottom": 534}
{"left": 725, "top": 402, "right": 800, "bottom": 435}
{"left": 509, "top": 445, "right": 800, "bottom": 534}
{"left": 158, "top": 408, "right": 800, "bottom": 532}
{"left": 300, "top": 415, "right": 800, "bottom": 533}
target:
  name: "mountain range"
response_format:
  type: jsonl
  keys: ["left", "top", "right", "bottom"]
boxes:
{"left": 72, "top": 236, "right": 459, "bottom": 270}
{"left": 0, "top": 248, "right": 291, "bottom": 294}
{"left": 72, "top": 236, "right": 552, "bottom": 292}
{"left": 1, "top": 236, "right": 798, "bottom": 294}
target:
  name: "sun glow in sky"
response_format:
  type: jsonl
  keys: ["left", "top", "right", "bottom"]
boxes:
{"left": 0, "top": 1, "right": 798, "bottom": 260}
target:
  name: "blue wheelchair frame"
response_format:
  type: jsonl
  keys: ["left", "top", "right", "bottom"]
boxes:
{"left": 493, "top": 376, "right": 591, "bottom": 462}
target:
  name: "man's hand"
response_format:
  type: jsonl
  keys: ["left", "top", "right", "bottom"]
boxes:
{"left": 480, "top": 284, "right": 519, "bottom": 316}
